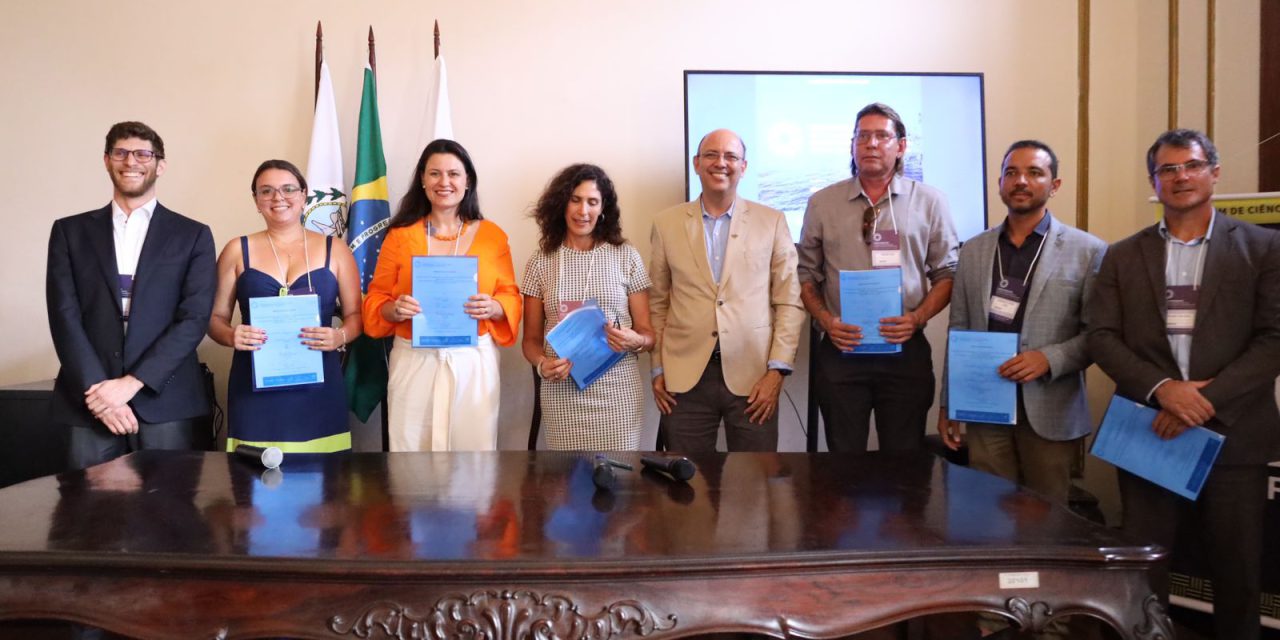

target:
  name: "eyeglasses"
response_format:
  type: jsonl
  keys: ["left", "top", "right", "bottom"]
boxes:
{"left": 255, "top": 185, "right": 304, "bottom": 199}
{"left": 1153, "top": 159, "right": 1213, "bottom": 179}
{"left": 862, "top": 208, "right": 877, "bottom": 243}
{"left": 853, "top": 131, "right": 897, "bottom": 145}
{"left": 108, "top": 148, "right": 163, "bottom": 163}
{"left": 699, "top": 151, "right": 743, "bottom": 164}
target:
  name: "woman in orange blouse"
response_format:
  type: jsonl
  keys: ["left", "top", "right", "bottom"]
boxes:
{"left": 362, "top": 139, "right": 520, "bottom": 451}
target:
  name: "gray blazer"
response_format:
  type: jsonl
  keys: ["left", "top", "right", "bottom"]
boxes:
{"left": 1087, "top": 212, "right": 1280, "bottom": 465}
{"left": 943, "top": 214, "right": 1107, "bottom": 440}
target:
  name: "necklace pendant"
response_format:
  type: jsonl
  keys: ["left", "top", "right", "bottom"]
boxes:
{"left": 279, "top": 287, "right": 289, "bottom": 297}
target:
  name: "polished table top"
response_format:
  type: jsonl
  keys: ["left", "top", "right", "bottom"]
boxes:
{"left": 0, "top": 449, "right": 1158, "bottom": 574}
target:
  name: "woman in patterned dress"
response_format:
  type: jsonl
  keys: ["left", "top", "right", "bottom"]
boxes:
{"left": 521, "top": 164, "right": 654, "bottom": 450}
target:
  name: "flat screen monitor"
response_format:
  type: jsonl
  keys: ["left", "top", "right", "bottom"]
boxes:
{"left": 684, "top": 71, "right": 988, "bottom": 244}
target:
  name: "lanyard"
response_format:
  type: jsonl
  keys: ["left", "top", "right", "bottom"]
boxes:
{"left": 996, "top": 226, "right": 1048, "bottom": 289}
{"left": 556, "top": 243, "right": 597, "bottom": 303}
{"left": 869, "top": 190, "right": 899, "bottom": 237}
{"left": 266, "top": 232, "right": 313, "bottom": 296}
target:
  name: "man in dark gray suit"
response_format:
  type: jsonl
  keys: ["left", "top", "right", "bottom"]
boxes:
{"left": 1089, "top": 129, "right": 1280, "bottom": 640}
{"left": 939, "top": 140, "right": 1106, "bottom": 505}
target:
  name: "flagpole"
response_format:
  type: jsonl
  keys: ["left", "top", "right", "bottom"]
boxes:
{"left": 434, "top": 20, "right": 440, "bottom": 59}
{"left": 368, "top": 26, "right": 377, "bottom": 79}
{"left": 365, "top": 25, "right": 389, "bottom": 450}
{"left": 314, "top": 21, "right": 323, "bottom": 106}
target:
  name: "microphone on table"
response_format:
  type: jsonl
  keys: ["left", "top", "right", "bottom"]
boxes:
{"left": 235, "top": 444, "right": 283, "bottom": 470}
{"left": 640, "top": 455, "right": 696, "bottom": 482}
{"left": 592, "top": 454, "right": 633, "bottom": 491}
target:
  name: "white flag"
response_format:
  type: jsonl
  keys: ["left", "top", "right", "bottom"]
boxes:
{"left": 422, "top": 54, "right": 454, "bottom": 142}
{"left": 304, "top": 60, "right": 347, "bottom": 237}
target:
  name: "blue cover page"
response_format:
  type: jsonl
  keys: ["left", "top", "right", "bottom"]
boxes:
{"left": 838, "top": 268, "right": 903, "bottom": 355}
{"left": 1091, "top": 395, "right": 1224, "bottom": 500}
{"left": 946, "top": 330, "right": 1018, "bottom": 425}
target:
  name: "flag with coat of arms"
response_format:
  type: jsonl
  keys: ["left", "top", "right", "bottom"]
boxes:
{"left": 303, "top": 58, "right": 346, "bottom": 237}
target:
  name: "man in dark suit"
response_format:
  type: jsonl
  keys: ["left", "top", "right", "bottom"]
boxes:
{"left": 46, "top": 121, "right": 216, "bottom": 470}
{"left": 1088, "top": 128, "right": 1280, "bottom": 640}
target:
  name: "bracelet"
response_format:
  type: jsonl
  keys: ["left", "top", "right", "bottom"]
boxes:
{"left": 337, "top": 327, "right": 348, "bottom": 353}
{"left": 535, "top": 358, "right": 548, "bottom": 379}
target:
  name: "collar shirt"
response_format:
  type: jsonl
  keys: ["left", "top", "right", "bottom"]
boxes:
{"left": 988, "top": 213, "right": 1052, "bottom": 334}
{"left": 700, "top": 198, "right": 735, "bottom": 284}
{"left": 1157, "top": 213, "right": 1215, "bottom": 381}
{"left": 112, "top": 198, "right": 156, "bottom": 273}
{"left": 797, "top": 175, "right": 958, "bottom": 317}
{"left": 111, "top": 198, "right": 156, "bottom": 319}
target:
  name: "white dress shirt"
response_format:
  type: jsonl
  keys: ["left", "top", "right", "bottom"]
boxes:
{"left": 111, "top": 198, "right": 156, "bottom": 320}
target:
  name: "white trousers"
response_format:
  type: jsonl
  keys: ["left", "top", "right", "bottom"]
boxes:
{"left": 386, "top": 335, "right": 500, "bottom": 451}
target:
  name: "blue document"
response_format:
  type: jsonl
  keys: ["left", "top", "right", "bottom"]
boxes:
{"left": 1091, "top": 395, "right": 1225, "bottom": 500}
{"left": 412, "top": 256, "right": 479, "bottom": 348}
{"left": 838, "top": 268, "right": 902, "bottom": 354}
{"left": 946, "top": 330, "right": 1018, "bottom": 425}
{"left": 249, "top": 294, "right": 324, "bottom": 390}
{"left": 545, "top": 302, "right": 624, "bottom": 391}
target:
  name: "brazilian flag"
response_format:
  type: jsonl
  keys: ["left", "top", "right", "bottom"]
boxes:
{"left": 344, "top": 63, "right": 391, "bottom": 422}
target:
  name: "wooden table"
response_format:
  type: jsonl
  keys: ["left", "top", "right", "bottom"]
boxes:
{"left": 0, "top": 450, "right": 1171, "bottom": 639}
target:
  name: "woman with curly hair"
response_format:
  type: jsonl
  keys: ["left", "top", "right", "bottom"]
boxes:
{"left": 521, "top": 164, "right": 653, "bottom": 450}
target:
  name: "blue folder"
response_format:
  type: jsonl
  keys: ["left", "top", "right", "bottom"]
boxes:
{"left": 1090, "top": 395, "right": 1224, "bottom": 500}
{"left": 838, "top": 268, "right": 902, "bottom": 354}
{"left": 545, "top": 303, "right": 624, "bottom": 391}
{"left": 411, "top": 256, "right": 479, "bottom": 348}
{"left": 946, "top": 330, "right": 1018, "bottom": 425}
{"left": 249, "top": 294, "right": 324, "bottom": 390}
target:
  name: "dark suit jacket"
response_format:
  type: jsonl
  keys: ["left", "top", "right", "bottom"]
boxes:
{"left": 45, "top": 203, "right": 216, "bottom": 427}
{"left": 1087, "top": 212, "right": 1280, "bottom": 464}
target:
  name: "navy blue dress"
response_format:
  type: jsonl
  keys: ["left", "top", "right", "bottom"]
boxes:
{"left": 226, "top": 235, "right": 350, "bottom": 452}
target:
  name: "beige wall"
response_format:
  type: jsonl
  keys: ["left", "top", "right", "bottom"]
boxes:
{"left": 0, "top": 1, "right": 1260, "bottom": 464}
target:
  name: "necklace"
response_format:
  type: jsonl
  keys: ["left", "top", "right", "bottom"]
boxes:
{"left": 265, "top": 231, "right": 312, "bottom": 296}
{"left": 431, "top": 225, "right": 464, "bottom": 241}
{"left": 424, "top": 219, "right": 467, "bottom": 256}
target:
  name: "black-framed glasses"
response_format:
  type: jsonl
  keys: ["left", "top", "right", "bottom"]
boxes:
{"left": 1153, "top": 159, "right": 1213, "bottom": 179}
{"left": 108, "top": 148, "right": 162, "bottom": 163}
{"left": 255, "top": 185, "right": 304, "bottom": 199}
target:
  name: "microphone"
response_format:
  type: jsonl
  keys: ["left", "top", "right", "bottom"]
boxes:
{"left": 235, "top": 444, "right": 283, "bottom": 470}
{"left": 641, "top": 455, "right": 696, "bottom": 482}
{"left": 592, "top": 454, "right": 633, "bottom": 490}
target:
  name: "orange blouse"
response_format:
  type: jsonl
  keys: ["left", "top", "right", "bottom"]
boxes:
{"left": 361, "top": 219, "right": 521, "bottom": 346}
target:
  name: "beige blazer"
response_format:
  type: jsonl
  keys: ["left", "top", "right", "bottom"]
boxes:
{"left": 648, "top": 198, "right": 805, "bottom": 395}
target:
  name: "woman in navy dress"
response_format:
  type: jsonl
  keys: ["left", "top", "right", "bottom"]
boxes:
{"left": 208, "top": 160, "right": 363, "bottom": 452}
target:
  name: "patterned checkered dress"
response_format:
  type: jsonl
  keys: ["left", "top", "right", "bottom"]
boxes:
{"left": 520, "top": 242, "right": 652, "bottom": 450}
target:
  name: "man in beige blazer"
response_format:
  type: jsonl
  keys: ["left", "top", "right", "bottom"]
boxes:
{"left": 648, "top": 129, "right": 805, "bottom": 451}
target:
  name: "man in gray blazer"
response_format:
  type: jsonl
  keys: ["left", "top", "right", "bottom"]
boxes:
{"left": 939, "top": 140, "right": 1106, "bottom": 504}
{"left": 1088, "top": 129, "right": 1280, "bottom": 640}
